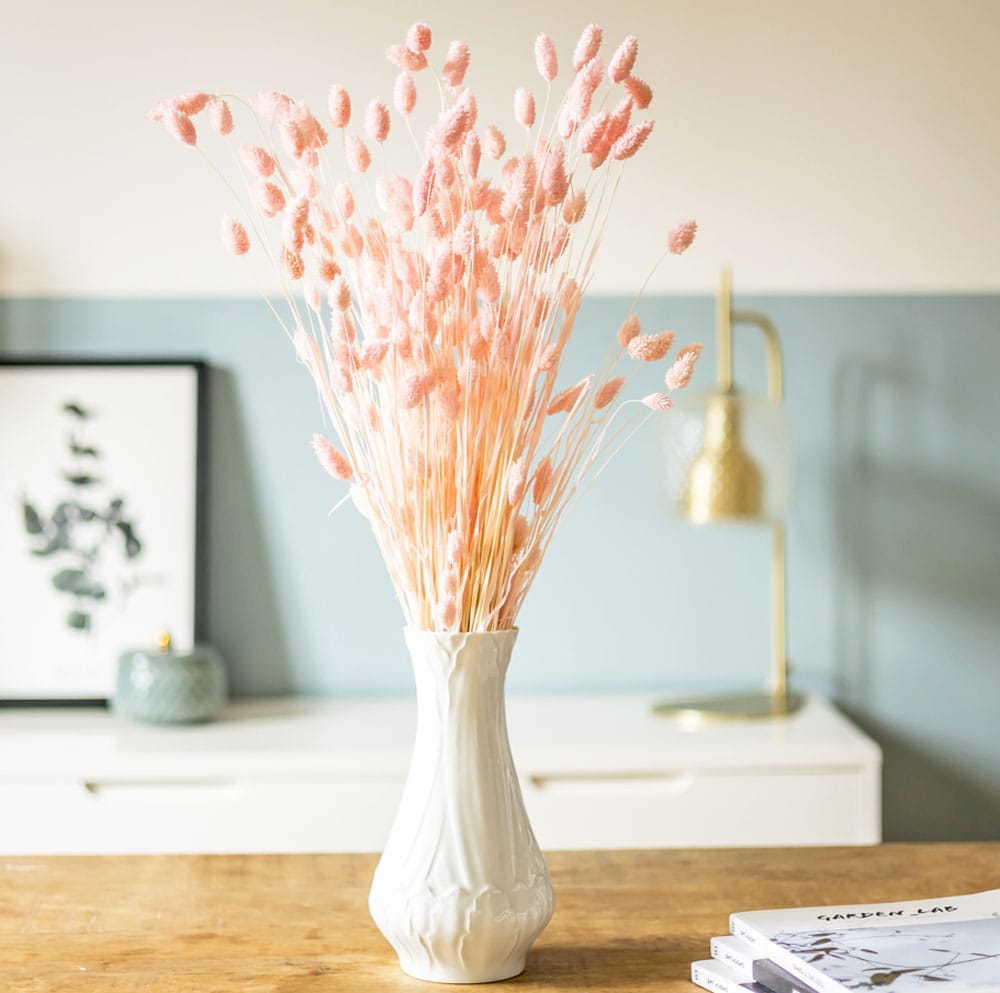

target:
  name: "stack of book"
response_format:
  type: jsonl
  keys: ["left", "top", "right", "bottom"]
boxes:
{"left": 691, "top": 887, "right": 1000, "bottom": 993}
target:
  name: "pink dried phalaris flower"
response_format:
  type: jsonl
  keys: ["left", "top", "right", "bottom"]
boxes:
{"left": 250, "top": 91, "right": 292, "bottom": 118}
{"left": 535, "top": 33, "right": 558, "bottom": 81}
{"left": 346, "top": 135, "right": 371, "bottom": 173}
{"left": 442, "top": 40, "right": 470, "bottom": 87}
{"left": 252, "top": 181, "right": 285, "bottom": 217}
{"left": 573, "top": 24, "right": 603, "bottom": 72}
{"left": 665, "top": 344, "right": 703, "bottom": 391}
{"left": 485, "top": 125, "right": 506, "bottom": 160}
{"left": 578, "top": 111, "right": 610, "bottom": 155}
{"left": 401, "top": 371, "right": 431, "bottom": 408}
{"left": 594, "top": 376, "right": 625, "bottom": 410}
{"left": 171, "top": 91, "right": 210, "bottom": 115}
{"left": 515, "top": 88, "right": 536, "bottom": 128}
{"left": 623, "top": 75, "right": 653, "bottom": 110}
{"left": 386, "top": 44, "right": 427, "bottom": 72}
{"left": 512, "top": 514, "right": 530, "bottom": 552}
{"left": 542, "top": 146, "right": 568, "bottom": 204}
{"left": 447, "top": 528, "right": 466, "bottom": 564}
{"left": 562, "top": 189, "right": 587, "bottom": 224}
{"left": 220, "top": 216, "right": 250, "bottom": 255}
{"left": 412, "top": 158, "right": 435, "bottom": 216}
{"left": 290, "top": 169, "right": 317, "bottom": 198}
{"left": 330, "top": 274, "right": 351, "bottom": 311}
{"left": 165, "top": 112, "right": 197, "bottom": 146}
{"left": 538, "top": 341, "right": 562, "bottom": 372}
{"left": 305, "top": 283, "right": 323, "bottom": 314}
{"left": 435, "top": 597, "right": 458, "bottom": 630}
{"left": 612, "top": 120, "right": 654, "bottom": 160}
{"left": 507, "top": 458, "right": 528, "bottom": 507}
{"left": 335, "top": 181, "right": 355, "bottom": 219}
{"left": 628, "top": 330, "right": 675, "bottom": 361}
{"left": 360, "top": 340, "right": 389, "bottom": 372}
{"left": 339, "top": 224, "right": 365, "bottom": 259}
{"left": 365, "top": 100, "right": 391, "bottom": 143}
{"left": 207, "top": 98, "right": 233, "bottom": 135}
{"left": 532, "top": 457, "right": 554, "bottom": 504}
{"left": 407, "top": 22, "right": 432, "bottom": 52}
{"left": 608, "top": 35, "right": 638, "bottom": 83}
{"left": 240, "top": 145, "right": 276, "bottom": 178}
{"left": 284, "top": 248, "right": 305, "bottom": 281}
{"left": 642, "top": 392, "right": 673, "bottom": 411}
{"left": 394, "top": 72, "right": 416, "bottom": 115}
{"left": 318, "top": 258, "right": 340, "bottom": 284}
{"left": 311, "top": 434, "right": 353, "bottom": 481}
{"left": 463, "top": 132, "right": 481, "bottom": 177}
{"left": 442, "top": 568, "right": 460, "bottom": 598}
{"left": 328, "top": 86, "right": 351, "bottom": 128}
{"left": 387, "top": 175, "right": 415, "bottom": 233}
{"left": 547, "top": 376, "right": 591, "bottom": 415}
{"left": 617, "top": 313, "right": 640, "bottom": 347}
{"left": 667, "top": 219, "right": 698, "bottom": 255}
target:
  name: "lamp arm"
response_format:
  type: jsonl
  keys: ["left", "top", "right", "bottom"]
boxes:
{"left": 730, "top": 309, "right": 783, "bottom": 403}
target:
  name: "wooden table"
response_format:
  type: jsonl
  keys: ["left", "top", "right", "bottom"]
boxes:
{"left": 1, "top": 845, "right": 997, "bottom": 991}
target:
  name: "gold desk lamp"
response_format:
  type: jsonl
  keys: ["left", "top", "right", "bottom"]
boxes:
{"left": 656, "top": 269, "right": 804, "bottom": 723}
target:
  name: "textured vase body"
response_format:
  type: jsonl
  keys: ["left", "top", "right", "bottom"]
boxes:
{"left": 369, "top": 629, "right": 554, "bottom": 983}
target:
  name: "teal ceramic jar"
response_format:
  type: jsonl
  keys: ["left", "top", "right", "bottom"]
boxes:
{"left": 114, "top": 633, "right": 227, "bottom": 725}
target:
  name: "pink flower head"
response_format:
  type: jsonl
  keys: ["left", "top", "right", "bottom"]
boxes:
{"left": 562, "top": 189, "right": 586, "bottom": 224}
{"left": 532, "top": 457, "right": 554, "bottom": 504}
{"left": 252, "top": 181, "right": 286, "bottom": 218}
{"left": 346, "top": 134, "right": 371, "bottom": 173}
{"left": 311, "top": 434, "right": 353, "bottom": 481}
{"left": 577, "top": 111, "right": 610, "bottom": 154}
{"left": 507, "top": 457, "right": 528, "bottom": 506}
{"left": 328, "top": 86, "right": 351, "bottom": 128}
{"left": 386, "top": 44, "right": 428, "bottom": 72}
{"left": 447, "top": 529, "right": 466, "bottom": 563}
{"left": 547, "top": 375, "right": 592, "bottom": 415}
{"left": 207, "top": 98, "right": 233, "bottom": 135}
{"left": 220, "top": 216, "right": 250, "bottom": 255}
{"left": 573, "top": 24, "right": 603, "bottom": 72}
{"left": 535, "top": 33, "right": 558, "bottom": 81}
{"left": 394, "top": 72, "right": 416, "bottom": 115}
{"left": 667, "top": 219, "right": 698, "bottom": 255}
{"left": 435, "top": 597, "right": 458, "bottom": 630}
{"left": 171, "top": 91, "right": 209, "bottom": 116}
{"left": 627, "top": 330, "right": 675, "bottom": 361}
{"left": 611, "top": 119, "right": 654, "bottom": 160}
{"left": 485, "top": 125, "right": 506, "bottom": 160}
{"left": 515, "top": 88, "right": 536, "bottom": 128}
{"left": 624, "top": 75, "right": 653, "bottom": 109}
{"left": 365, "top": 99, "right": 390, "bottom": 143}
{"left": 407, "top": 22, "right": 432, "bottom": 52}
{"left": 330, "top": 274, "right": 352, "bottom": 311}
{"left": 335, "top": 181, "right": 355, "bottom": 219}
{"left": 665, "top": 344, "right": 703, "bottom": 391}
{"left": 641, "top": 392, "right": 673, "bottom": 411}
{"left": 250, "top": 91, "right": 291, "bottom": 118}
{"left": 241, "top": 145, "right": 276, "bottom": 178}
{"left": 463, "top": 132, "right": 481, "bottom": 177}
{"left": 617, "top": 313, "right": 640, "bottom": 347}
{"left": 608, "top": 35, "right": 638, "bottom": 83}
{"left": 165, "top": 112, "right": 197, "bottom": 146}
{"left": 594, "top": 376, "right": 625, "bottom": 410}
{"left": 442, "top": 40, "right": 470, "bottom": 87}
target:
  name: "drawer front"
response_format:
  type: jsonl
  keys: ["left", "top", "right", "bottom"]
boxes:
{"left": 0, "top": 765, "right": 878, "bottom": 854}
{"left": 522, "top": 767, "right": 880, "bottom": 848}
{"left": 0, "top": 780, "right": 404, "bottom": 855}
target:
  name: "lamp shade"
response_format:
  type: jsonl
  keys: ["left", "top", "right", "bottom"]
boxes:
{"left": 661, "top": 388, "right": 793, "bottom": 525}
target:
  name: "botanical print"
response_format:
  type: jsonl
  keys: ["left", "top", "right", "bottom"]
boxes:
{"left": 0, "top": 364, "right": 198, "bottom": 699}
{"left": 773, "top": 917, "right": 1000, "bottom": 991}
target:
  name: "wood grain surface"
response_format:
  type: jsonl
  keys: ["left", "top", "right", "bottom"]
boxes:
{"left": 1, "top": 845, "right": 998, "bottom": 991}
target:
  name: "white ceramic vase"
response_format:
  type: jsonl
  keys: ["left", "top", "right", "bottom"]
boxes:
{"left": 369, "top": 628, "right": 554, "bottom": 983}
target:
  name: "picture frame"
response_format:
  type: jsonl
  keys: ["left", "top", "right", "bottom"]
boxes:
{"left": 0, "top": 358, "right": 206, "bottom": 702}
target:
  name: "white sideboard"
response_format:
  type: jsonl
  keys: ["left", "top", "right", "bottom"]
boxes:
{"left": 0, "top": 693, "right": 881, "bottom": 854}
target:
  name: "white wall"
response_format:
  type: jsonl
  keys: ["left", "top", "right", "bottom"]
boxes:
{"left": 3, "top": 0, "right": 998, "bottom": 296}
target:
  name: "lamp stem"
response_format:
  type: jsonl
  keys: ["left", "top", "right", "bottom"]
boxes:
{"left": 716, "top": 268, "right": 733, "bottom": 391}
{"left": 771, "top": 522, "right": 788, "bottom": 707}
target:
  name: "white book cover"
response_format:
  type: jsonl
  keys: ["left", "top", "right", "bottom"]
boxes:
{"left": 712, "top": 935, "right": 760, "bottom": 974}
{"left": 692, "top": 958, "right": 770, "bottom": 993}
{"left": 730, "top": 887, "right": 1000, "bottom": 993}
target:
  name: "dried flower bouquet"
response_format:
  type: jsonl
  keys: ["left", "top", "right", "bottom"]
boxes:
{"left": 151, "top": 22, "right": 701, "bottom": 634}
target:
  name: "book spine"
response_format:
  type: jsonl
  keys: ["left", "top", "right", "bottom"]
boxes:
{"left": 691, "top": 960, "right": 752, "bottom": 993}
{"left": 729, "top": 916, "right": 848, "bottom": 993}
{"left": 710, "top": 936, "right": 756, "bottom": 974}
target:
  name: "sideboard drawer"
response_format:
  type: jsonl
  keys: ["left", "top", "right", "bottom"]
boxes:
{"left": 0, "top": 780, "right": 404, "bottom": 854}
{"left": 522, "top": 766, "right": 878, "bottom": 848}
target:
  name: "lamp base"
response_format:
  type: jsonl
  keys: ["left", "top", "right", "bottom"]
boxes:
{"left": 652, "top": 691, "right": 805, "bottom": 727}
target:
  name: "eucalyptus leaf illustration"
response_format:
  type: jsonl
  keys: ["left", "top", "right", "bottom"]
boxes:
{"left": 22, "top": 398, "right": 149, "bottom": 632}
